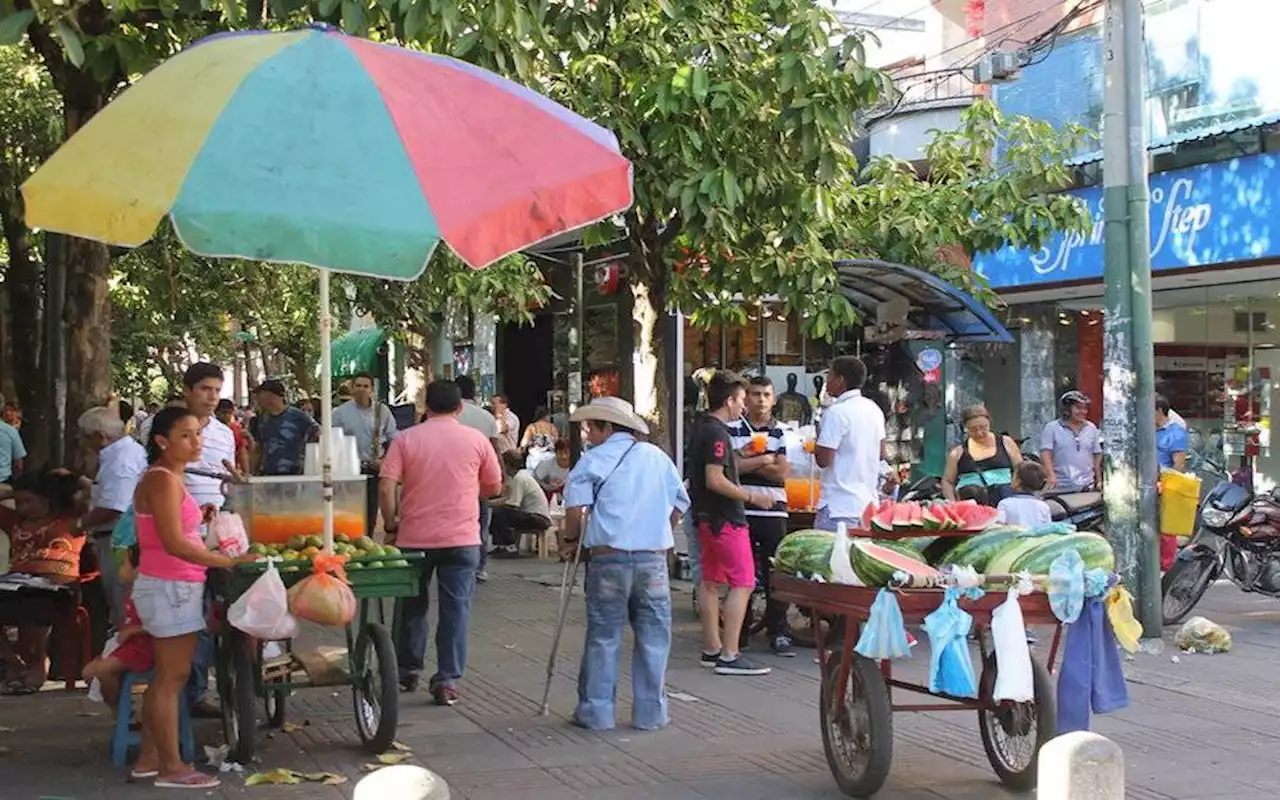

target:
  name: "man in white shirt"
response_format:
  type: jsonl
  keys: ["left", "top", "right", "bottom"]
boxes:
{"left": 180, "top": 362, "right": 238, "bottom": 716}
{"left": 74, "top": 406, "right": 148, "bottom": 627}
{"left": 813, "top": 356, "right": 886, "bottom": 532}
{"left": 455, "top": 375, "right": 500, "bottom": 581}
{"left": 492, "top": 394, "right": 520, "bottom": 453}
{"left": 334, "top": 372, "right": 398, "bottom": 536}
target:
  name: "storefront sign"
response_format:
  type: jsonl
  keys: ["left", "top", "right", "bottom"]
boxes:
{"left": 916, "top": 348, "right": 943, "bottom": 373}
{"left": 974, "top": 153, "right": 1280, "bottom": 289}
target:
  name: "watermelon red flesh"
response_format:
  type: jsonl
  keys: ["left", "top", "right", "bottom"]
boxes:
{"left": 922, "top": 505, "right": 943, "bottom": 530}
{"left": 909, "top": 503, "right": 925, "bottom": 528}
{"left": 872, "top": 507, "right": 896, "bottom": 532}
{"left": 891, "top": 502, "right": 913, "bottom": 530}
{"left": 861, "top": 502, "right": 878, "bottom": 531}
{"left": 961, "top": 504, "right": 1000, "bottom": 531}
{"left": 851, "top": 540, "right": 940, "bottom": 587}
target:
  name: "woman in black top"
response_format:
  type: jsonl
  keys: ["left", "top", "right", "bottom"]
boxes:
{"left": 942, "top": 405, "right": 1023, "bottom": 506}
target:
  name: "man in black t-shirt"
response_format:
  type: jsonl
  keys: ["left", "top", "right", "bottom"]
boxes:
{"left": 727, "top": 376, "right": 793, "bottom": 656}
{"left": 688, "top": 370, "right": 773, "bottom": 677}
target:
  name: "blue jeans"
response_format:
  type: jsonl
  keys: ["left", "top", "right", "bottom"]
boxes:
{"left": 396, "top": 546, "right": 481, "bottom": 688}
{"left": 477, "top": 503, "right": 493, "bottom": 572}
{"left": 815, "top": 507, "right": 859, "bottom": 533}
{"left": 576, "top": 550, "right": 672, "bottom": 731}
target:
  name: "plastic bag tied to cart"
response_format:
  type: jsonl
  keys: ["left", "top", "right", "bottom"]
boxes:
{"left": 1104, "top": 586, "right": 1142, "bottom": 653}
{"left": 854, "top": 588, "right": 912, "bottom": 660}
{"left": 990, "top": 588, "right": 1035, "bottom": 702}
{"left": 921, "top": 587, "right": 981, "bottom": 698}
{"left": 1048, "top": 550, "right": 1085, "bottom": 623}
{"left": 287, "top": 553, "right": 356, "bottom": 627}
{"left": 229, "top": 559, "right": 300, "bottom": 640}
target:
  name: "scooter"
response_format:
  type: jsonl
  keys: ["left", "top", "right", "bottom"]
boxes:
{"left": 1161, "top": 479, "right": 1280, "bottom": 626}
{"left": 1043, "top": 490, "right": 1106, "bottom": 533}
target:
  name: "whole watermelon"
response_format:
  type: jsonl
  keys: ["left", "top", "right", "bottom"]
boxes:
{"left": 773, "top": 529, "right": 835, "bottom": 580}
{"left": 936, "top": 526, "right": 1025, "bottom": 570}
{"left": 1009, "top": 532, "right": 1116, "bottom": 574}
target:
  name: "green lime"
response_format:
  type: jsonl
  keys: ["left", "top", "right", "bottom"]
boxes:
{"left": 286, "top": 535, "right": 307, "bottom": 551}
{"left": 305, "top": 534, "right": 324, "bottom": 549}
{"left": 384, "top": 545, "right": 401, "bottom": 556}
{"left": 347, "top": 562, "right": 364, "bottom": 571}
{"left": 388, "top": 559, "right": 409, "bottom": 567}
{"left": 248, "top": 543, "right": 268, "bottom": 556}
{"left": 281, "top": 549, "right": 301, "bottom": 561}
{"left": 368, "top": 561, "right": 385, "bottom": 569}
{"left": 356, "top": 537, "right": 376, "bottom": 552}
{"left": 335, "top": 533, "right": 350, "bottom": 544}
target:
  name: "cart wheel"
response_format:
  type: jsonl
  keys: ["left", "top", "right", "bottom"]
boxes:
{"left": 353, "top": 622, "right": 399, "bottom": 753}
{"left": 263, "top": 681, "right": 287, "bottom": 729}
{"left": 819, "top": 652, "right": 893, "bottom": 798}
{"left": 222, "top": 632, "right": 259, "bottom": 764}
{"left": 977, "top": 652, "right": 1056, "bottom": 791}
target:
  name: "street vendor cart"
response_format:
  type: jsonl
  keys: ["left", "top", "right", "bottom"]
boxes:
{"left": 772, "top": 573, "right": 1061, "bottom": 798}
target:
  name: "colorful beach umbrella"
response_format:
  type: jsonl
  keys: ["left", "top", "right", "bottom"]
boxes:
{"left": 22, "top": 25, "right": 633, "bottom": 276}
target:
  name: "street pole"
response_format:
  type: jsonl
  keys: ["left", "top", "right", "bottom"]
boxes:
{"left": 568, "top": 252, "right": 585, "bottom": 461}
{"left": 1102, "top": 0, "right": 1161, "bottom": 636}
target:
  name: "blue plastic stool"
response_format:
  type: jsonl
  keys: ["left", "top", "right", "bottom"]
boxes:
{"left": 110, "top": 671, "right": 196, "bottom": 768}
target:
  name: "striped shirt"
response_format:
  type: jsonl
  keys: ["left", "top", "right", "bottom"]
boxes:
{"left": 726, "top": 417, "right": 788, "bottom": 518}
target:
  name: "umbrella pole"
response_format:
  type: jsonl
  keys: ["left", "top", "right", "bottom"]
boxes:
{"left": 319, "top": 268, "right": 335, "bottom": 555}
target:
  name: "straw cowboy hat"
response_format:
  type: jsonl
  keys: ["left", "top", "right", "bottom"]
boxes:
{"left": 569, "top": 396, "right": 650, "bottom": 435}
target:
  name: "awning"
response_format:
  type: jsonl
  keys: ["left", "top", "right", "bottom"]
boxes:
{"left": 835, "top": 259, "right": 1013, "bottom": 343}
{"left": 329, "top": 327, "right": 387, "bottom": 379}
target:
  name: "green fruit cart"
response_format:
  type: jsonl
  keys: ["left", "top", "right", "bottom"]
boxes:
{"left": 209, "top": 547, "right": 425, "bottom": 764}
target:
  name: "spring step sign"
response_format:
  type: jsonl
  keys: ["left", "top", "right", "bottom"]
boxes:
{"left": 973, "top": 153, "right": 1280, "bottom": 289}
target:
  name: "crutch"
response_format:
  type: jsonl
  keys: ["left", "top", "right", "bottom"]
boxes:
{"left": 540, "top": 532, "right": 585, "bottom": 715}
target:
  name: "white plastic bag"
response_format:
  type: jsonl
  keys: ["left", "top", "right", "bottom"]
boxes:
{"left": 208, "top": 511, "right": 250, "bottom": 557}
{"left": 828, "top": 523, "right": 863, "bottom": 586}
{"left": 87, "top": 634, "right": 122, "bottom": 704}
{"left": 228, "top": 561, "right": 300, "bottom": 640}
{"left": 991, "top": 588, "right": 1035, "bottom": 702}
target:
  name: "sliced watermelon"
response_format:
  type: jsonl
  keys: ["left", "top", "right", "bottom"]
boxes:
{"left": 922, "top": 504, "right": 943, "bottom": 530}
{"left": 961, "top": 504, "right": 1000, "bottom": 531}
{"left": 940, "top": 504, "right": 964, "bottom": 530}
{"left": 851, "top": 540, "right": 941, "bottom": 587}
{"left": 909, "top": 502, "right": 925, "bottom": 528}
{"left": 891, "top": 502, "right": 912, "bottom": 530}
{"left": 871, "top": 506, "right": 896, "bottom": 532}
{"left": 861, "top": 502, "right": 878, "bottom": 531}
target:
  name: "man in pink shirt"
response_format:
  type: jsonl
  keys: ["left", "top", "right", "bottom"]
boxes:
{"left": 380, "top": 381, "right": 503, "bottom": 706}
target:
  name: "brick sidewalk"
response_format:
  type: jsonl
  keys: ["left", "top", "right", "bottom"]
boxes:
{"left": 1, "top": 563, "right": 1277, "bottom": 799}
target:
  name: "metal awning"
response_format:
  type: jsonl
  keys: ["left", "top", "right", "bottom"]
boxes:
{"left": 835, "top": 259, "right": 1013, "bottom": 343}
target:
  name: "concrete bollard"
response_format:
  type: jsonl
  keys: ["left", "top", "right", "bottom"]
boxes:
{"left": 353, "top": 765, "right": 450, "bottom": 800}
{"left": 1037, "top": 731, "right": 1125, "bottom": 800}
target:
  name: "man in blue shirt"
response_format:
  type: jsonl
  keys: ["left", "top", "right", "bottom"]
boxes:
{"left": 255, "top": 380, "right": 319, "bottom": 475}
{"left": 1156, "top": 395, "right": 1189, "bottom": 470}
{"left": 559, "top": 397, "right": 689, "bottom": 731}
{"left": 0, "top": 412, "right": 25, "bottom": 490}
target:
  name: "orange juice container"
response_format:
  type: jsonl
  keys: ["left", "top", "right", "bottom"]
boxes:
{"left": 749, "top": 433, "right": 768, "bottom": 453}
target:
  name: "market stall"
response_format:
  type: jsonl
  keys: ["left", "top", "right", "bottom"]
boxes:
{"left": 22, "top": 25, "right": 634, "bottom": 756}
{"left": 770, "top": 501, "right": 1137, "bottom": 797}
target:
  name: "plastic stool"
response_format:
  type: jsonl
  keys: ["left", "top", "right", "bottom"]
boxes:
{"left": 110, "top": 671, "right": 196, "bottom": 768}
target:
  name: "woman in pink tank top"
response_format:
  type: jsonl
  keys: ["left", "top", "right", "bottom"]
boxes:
{"left": 129, "top": 407, "right": 247, "bottom": 790}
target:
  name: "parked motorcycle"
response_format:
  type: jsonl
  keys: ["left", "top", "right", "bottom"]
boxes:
{"left": 1161, "top": 480, "right": 1280, "bottom": 626}
{"left": 1043, "top": 490, "right": 1106, "bottom": 533}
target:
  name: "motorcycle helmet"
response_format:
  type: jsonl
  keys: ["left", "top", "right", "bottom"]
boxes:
{"left": 1060, "top": 390, "right": 1090, "bottom": 418}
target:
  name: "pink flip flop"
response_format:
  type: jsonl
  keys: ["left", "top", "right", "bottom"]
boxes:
{"left": 154, "top": 770, "right": 220, "bottom": 790}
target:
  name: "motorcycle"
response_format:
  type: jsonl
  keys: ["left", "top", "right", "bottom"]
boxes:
{"left": 1160, "top": 479, "right": 1280, "bottom": 626}
{"left": 1043, "top": 490, "right": 1106, "bottom": 533}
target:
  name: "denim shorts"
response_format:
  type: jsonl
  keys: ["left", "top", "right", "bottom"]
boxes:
{"left": 132, "top": 575, "right": 206, "bottom": 639}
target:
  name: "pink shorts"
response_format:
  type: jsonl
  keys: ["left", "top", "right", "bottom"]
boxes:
{"left": 697, "top": 521, "right": 755, "bottom": 589}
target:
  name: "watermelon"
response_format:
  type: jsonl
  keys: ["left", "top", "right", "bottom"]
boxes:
{"left": 851, "top": 539, "right": 940, "bottom": 587}
{"left": 867, "top": 538, "right": 928, "bottom": 564}
{"left": 906, "top": 536, "right": 938, "bottom": 554}
{"left": 862, "top": 499, "right": 892, "bottom": 531}
{"left": 871, "top": 506, "right": 896, "bottom": 532}
{"left": 937, "top": 526, "right": 1028, "bottom": 570}
{"left": 922, "top": 505, "right": 944, "bottom": 530}
{"left": 1009, "top": 532, "right": 1116, "bottom": 574}
{"left": 909, "top": 503, "right": 925, "bottom": 528}
{"left": 773, "top": 530, "right": 836, "bottom": 579}
{"left": 987, "top": 535, "right": 1064, "bottom": 573}
{"left": 957, "top": 503, "right": 1000, "bottom": 531}
{"left": 891, "top": 502, "right": 913, "bottom": 530}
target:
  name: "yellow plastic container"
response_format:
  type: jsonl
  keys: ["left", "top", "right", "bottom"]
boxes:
{"left": 1159, "top": 469, "right": 1201, "bottom": 538}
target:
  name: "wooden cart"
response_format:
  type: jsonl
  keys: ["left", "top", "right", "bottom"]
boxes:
{"left": 771, "top": 574, "right": 1064, "bottom": 798}
{"left": 209, "top": 552, "right": 425, "bottom": 763}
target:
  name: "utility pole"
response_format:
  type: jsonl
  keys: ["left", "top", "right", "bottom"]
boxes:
{"left": 1101, "top": 0, "right": 1161, "bottom": 636}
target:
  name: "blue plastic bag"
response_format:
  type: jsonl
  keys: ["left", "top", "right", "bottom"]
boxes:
{"left": 854, "top": 589, "right": 912, "bottom": 660}
{"left": 1048, "top": 550, "right": 1085, "bottom": 624}
{"left": 922, "top": 587, "right": 979, "bottom": 698}
{"left": 111, "top": 505, "right": 137, "bottom": 549}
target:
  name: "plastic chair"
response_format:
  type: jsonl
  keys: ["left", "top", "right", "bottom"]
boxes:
{"left": 110, "top": 671, "right": 196, "bottom": 768}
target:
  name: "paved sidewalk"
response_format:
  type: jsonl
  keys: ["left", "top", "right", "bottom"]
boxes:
{"left": 1, "top": 562, "right": 1278, "bottom": 799}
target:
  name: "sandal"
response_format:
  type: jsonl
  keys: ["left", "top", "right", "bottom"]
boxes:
{"left": 154, "top": 769, "right": 220, "bottom": 789}
{"left": 2, "top": 680, "right": 37, "bottom": 695}
{"left": 130, "top": 768, "right": 160, "bottom": 780}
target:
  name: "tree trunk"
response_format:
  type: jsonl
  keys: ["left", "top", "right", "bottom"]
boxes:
{"left": 1, "top": 213, "right": 50, "bottom": 465}
{"left": 64, "top": 232, "right": 112, "bottom": 462}
{"left": 631, "top": 277, "right": 672, "bottom": 454}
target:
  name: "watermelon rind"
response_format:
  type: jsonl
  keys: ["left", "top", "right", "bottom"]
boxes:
{"left": 987, "top": 535, "right": 1063, "bottom": 574}
{"left": 909, "top": 503, "right": 925, "bottom": 528}
{"left": 1009, "top": 532, "right": 1116, "bottom": 574}
{"left": 922, "top": 506, "right": 943, "bottom": 530}
{"left": 869, "top": 538, "right": 928, "bottom": 564}
{"left": 937, "top": 526, "right": 1026, "bottom": 571}
{"left": 773, "top": 529, "right": 836, "bottom": 580}
{"left": 851, "top": 539, "right": 940, "bottom": 587}
{"left": 871, "top": 507, "right": 896, "bottom": 532}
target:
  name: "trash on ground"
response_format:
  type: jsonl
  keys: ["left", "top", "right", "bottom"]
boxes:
{"left": 668, "top": 691, "right": 700, "bottom": 702}
{"left": 1174, "top": 616, "right": 1233, "bottom": 654}
{"left": 281, "top": 722, "right": 303, "bottom": 733}
{"left": 245, "top": 768, "right": 301, "bottom": 786}
{"left": 391, "top": 741, "right": 412, "bottom": 751}
{"left": 376, "top": 752, "right": 410, "bottom": 765}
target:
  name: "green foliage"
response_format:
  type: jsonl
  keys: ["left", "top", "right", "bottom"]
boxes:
{"left": 0, "top": 44, "right": 60, "bottom": 218}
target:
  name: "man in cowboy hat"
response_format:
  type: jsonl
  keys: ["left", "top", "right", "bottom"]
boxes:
{"left": 559, "top": 397, "right": 688, "bottom": 731}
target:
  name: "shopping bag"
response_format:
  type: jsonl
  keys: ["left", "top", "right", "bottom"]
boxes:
{"left": 990, "top": 588, "right": 1034, "bottom": 702}
{"left": 922, "top": 588, "right": 978, "bottom": 698}
{"left": 208, "top": 511, "right": 249, "bottom": 557}
{"left": 287, "top": 554, "right": 357, "bottom": 627}
{"left": 228, "top": 561, "right": 300, "bottom": 640}
{"left": 854, "top": 588, "right": 912, "bottom": 660}
{"left": 1104, "top": 586, "right": 1142, "bottom": 653}
{"left": 1048, "top": 550, "right": 1085, "bottom": 624}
